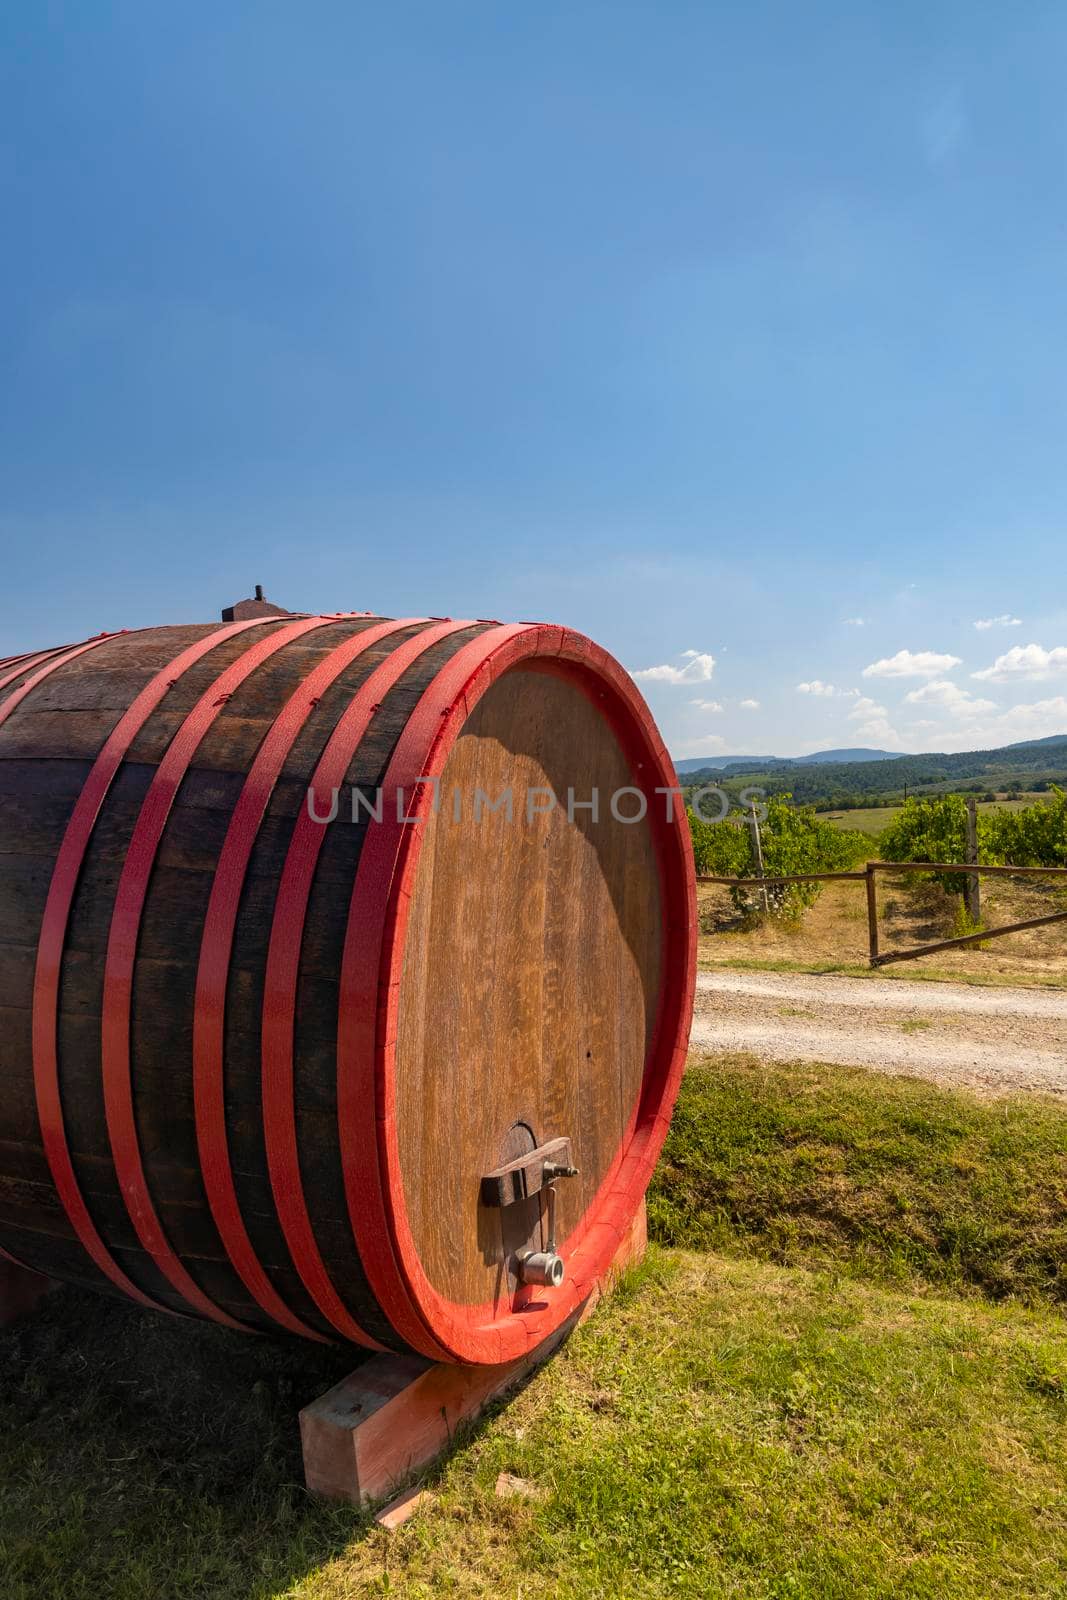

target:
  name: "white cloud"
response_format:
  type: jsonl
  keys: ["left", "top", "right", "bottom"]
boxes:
{"left": 903, "top": 680, "right": 996, "bottom": 716}
{"left": 740, "top": 698, "right": 760, "bottom": 711}
{"left": 689, "top": 697, "right": 723, "bottom": 713}
{"left": 796, "top": 678, "right": 863, "bottom": 697}
{"left": 796, "top": 680, "right": 837, "bottom": 697}
{"left": 902, "top": 694, "right": 1067, "bottom": 753}
{"left": 972, "top": 644, "right": 1067, "bottom": 683}
{"left": 862, "top": 649, "right": 962, "bottom": 680}
{"left": 992, "top": 695, "right": 1067, "bottom": 738}
{"left": 631, "top": 650, "right": 716, "bottom": 685}
{"left": 843, "top": 616, "right": 866, "bottom": 627}
{"left": 848, "top": 696, "right": 888, "bottom": 721}
{"left": 847, "top": 695, "right": 903, "bottom": 745}
{"left": 974, "top": 615, "right": 1022, "bottom": 631}
{"left": 853, "top": 714, "right": 902, "bottom": 746}
{"left": 796, "top": 681, "right": 860, "bottom": 699}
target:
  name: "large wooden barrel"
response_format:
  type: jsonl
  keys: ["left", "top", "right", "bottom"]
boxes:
{"left": 0, "top": 611, "right": 695, "bottom": 1363}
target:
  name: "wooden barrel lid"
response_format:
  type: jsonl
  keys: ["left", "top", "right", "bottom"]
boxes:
{"left": 338, "top": 625, "right": 696, "bottom": 1364}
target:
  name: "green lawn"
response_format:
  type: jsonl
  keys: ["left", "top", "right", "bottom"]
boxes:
{"left": 2, "top": 1058, "right": 1066, "bottom": 1599}
{"left": 651, "top": 1053, "right": 1067, "bottom": 1305}
{"left": 816, "top": 805, "right": 899, "bottom": 836}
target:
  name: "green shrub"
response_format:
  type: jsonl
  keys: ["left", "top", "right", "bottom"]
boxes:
{"left": 983, "top": 786, "right": 1067, "bottom": 867}
{"left": 880, "top": 794, "right": 970, "bottom": 893}
{"left": 688, "top": 810, "right": 749, "bottom": 879}
{"left": 951, "top": 901, "right": 988, "bottom": 946}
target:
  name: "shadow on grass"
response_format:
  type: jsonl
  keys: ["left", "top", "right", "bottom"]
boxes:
{"left": 1, "top": 1283, "right": 383, "bottom": 1600}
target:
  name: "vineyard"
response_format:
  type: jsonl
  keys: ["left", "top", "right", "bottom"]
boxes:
{"left": 882, "top": 789, "right": 1067, "bottom": 881}
{"left": 688, "top": 795, "right": 868, "bottom": 920}
{"left": 691, "top": 790, "right": 1067, "bottom": 979}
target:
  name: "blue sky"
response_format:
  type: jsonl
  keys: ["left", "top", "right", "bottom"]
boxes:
{"left": 2, "top": 3, "right": 1067, "bottom": 758}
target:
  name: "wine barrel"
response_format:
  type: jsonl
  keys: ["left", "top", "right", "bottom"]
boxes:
{"left": 0, "top": 610, "right": 695, "bottom": 1363}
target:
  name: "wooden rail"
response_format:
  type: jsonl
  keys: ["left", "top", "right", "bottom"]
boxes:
{"left": 695, "top": 860, "right": 1067, "bottom": 967}
{"left": 695, "top": 870, "right": 867, "bottom": 887}
{"left": 870, "top": 906, "right": 1067, "bottom": 966}
{"left": 875, "top": 861, "right": 1067, "bottom": 878}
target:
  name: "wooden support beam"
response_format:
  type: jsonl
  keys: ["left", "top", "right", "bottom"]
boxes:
{"left": 300, "top": 1200, "right": 647, "bottom": 1507}
{"left": 964, "top": 798, "right": 981, "bottom": 924}
{"left": 746, "top": 803, "right": 770, "bottom": 915}
{"left": 865, "top": 862, "right": 880, "bottom": 966}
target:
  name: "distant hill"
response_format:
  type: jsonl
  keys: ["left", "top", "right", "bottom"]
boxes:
{"left": 675, "top": 735, "right": 1067, "bottom": 810}
{"left": 674, "top": 746, "right": 900, "bottom": 774}
{"left": 674, "top": 755, "right": 780, "bottom": 773}
{"left": 803, "top": 747, "right": 905, "bottom": 765}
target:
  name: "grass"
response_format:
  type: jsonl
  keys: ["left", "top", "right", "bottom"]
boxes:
{"left": 3, "top": 1254, "right": 1067, "bottom": 1599}
{"left": 650, "top": 1053, "right": 1067, "bottom": 1306}
{"left": 379, "top": 1253, "right": 1067, "bottom": 1600}
{"left": 696, "top": 952, "right": 1067, "bottom": 990}
{"left": 0, "top": 1298, "right": 362, "bottom": 1599}
{"left": 817, "top": 806, "right": 899, "bottom": 836}
{"left": 3, "top": 1057, "right": 1067, "bottom": 1598}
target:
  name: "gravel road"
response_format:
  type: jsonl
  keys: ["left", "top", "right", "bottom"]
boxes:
{"left": 692, "top": 969, "right": 1067, "bottom": 1098}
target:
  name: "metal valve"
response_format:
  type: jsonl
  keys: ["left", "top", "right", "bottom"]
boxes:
{"left": 515, "top": 1247, "right": 566, "bottom": 1288}
{"left": 516, "top": 1163, "right": 570, "bottom": 1288}
{"left": 479, "top": 1136, "right": 579, "bottom": 1292}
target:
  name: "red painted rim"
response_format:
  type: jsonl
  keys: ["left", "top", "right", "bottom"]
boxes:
{"left": 32, "top": 619, "right": 275, "bottom": 1314}
{"left": 194, "top": 616, "right": 423, "bottom": 1342}
{"left": 338, "top": 625, "right": 697, "bottom": 1363}
{"left": 261, "top": 618, "right": 474, "bottom": 1349}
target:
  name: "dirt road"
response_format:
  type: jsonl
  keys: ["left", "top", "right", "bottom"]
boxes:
{"left": 691, "top": 969, "right": 1067, "bottom": 1098}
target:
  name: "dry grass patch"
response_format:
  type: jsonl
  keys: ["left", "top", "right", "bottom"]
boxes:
{"left": 699, "top": 875, "right": 1067, "bottom": 988}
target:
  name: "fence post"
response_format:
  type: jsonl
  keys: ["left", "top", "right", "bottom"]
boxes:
{"left": 964, "top": 797, "right": 981, "bottom": 924}
{"left": 747, "top": 802, "right": 770, "bottom": 914}
{"left": 865, "top": 862, "right": 879, "bottom": 965}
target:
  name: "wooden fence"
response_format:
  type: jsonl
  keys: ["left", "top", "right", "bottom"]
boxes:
{"left": 696, "top": 860, "right": 1067, "bottom": 968}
